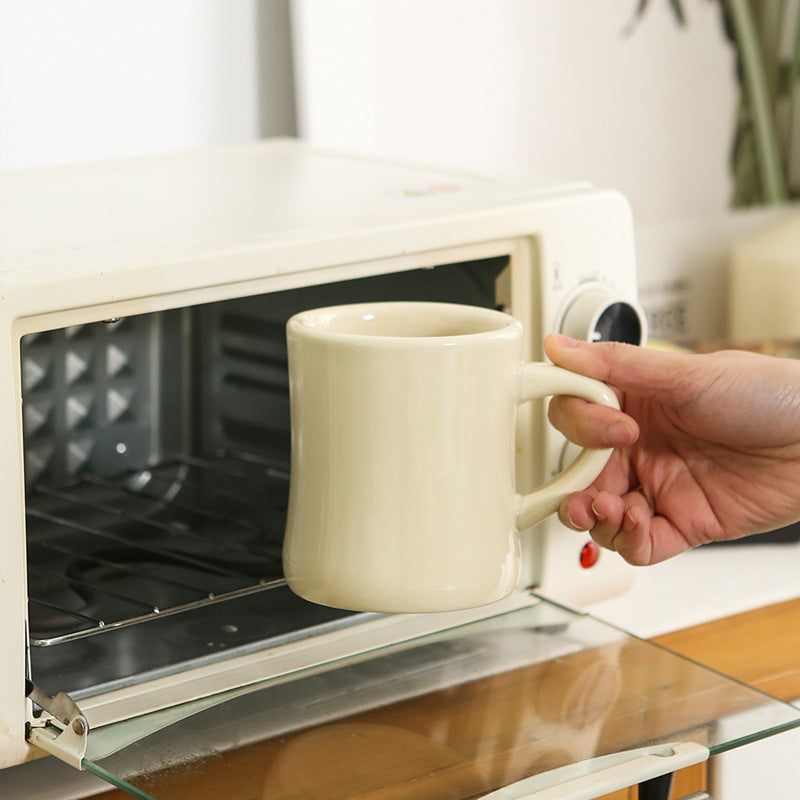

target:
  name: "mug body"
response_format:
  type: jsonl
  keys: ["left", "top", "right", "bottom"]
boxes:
{"left": 283, "top": 302, "right": 523, "bottom": 612}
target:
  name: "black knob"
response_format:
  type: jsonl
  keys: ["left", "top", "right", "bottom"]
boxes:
{"left": 593, "top": 301, "right": 644, "bottom": 344}
{"left": 558, "top": 284, "right": 647, "bottom": 346}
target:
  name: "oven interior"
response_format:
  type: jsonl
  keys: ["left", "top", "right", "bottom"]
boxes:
{"left": 22, "top": 257, "right": 511, "bottom": 699}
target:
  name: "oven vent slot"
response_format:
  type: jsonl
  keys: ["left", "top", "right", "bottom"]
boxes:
{"left": 26, "top": 452, "right": 291, "bottom": 647}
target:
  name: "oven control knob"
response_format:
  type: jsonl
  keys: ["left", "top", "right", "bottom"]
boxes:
{"left": 558, "top": 283, "right": 647, "bottom": 345}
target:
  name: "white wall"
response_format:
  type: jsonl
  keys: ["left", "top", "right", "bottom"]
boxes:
{"left": 292, "top": 1, "right": 800, "bottom": 343}
{"left": 1, "top": 0, "right": 741, "bottom": 221}
{"left": 0, "top": 0, "right": 262, "bottom": 172}
{"left": 292, "top": 0, "right": 739, "bottom": 227}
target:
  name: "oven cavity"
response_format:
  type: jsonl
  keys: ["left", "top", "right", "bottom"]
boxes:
{"left": 22, "top": 256, "right": 509, "bottom": 699}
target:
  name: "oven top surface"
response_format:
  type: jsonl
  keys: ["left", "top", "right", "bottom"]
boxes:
{"left": 0, "top": 139, "right": 590, "bottom": 275}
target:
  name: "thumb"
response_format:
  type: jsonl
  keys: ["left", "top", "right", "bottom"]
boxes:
{"left": 543, "top": 333, "right": 693, "bottom": 399}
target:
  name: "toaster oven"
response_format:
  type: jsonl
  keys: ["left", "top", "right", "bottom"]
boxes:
{"left": 8, "top": 141, "right": 796, "bottom": 800}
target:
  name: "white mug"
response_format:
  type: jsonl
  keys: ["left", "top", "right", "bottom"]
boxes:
{"left": 282, "top": 302, "right": 618, "bottom": 613}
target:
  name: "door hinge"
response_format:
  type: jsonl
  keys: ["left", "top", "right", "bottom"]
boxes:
{"left": 26, "top": 680, "right": 89, "bottom": 769}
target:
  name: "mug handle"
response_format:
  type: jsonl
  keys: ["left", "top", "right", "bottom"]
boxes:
{"left": 515, "top": 362, "right": 620, "bottom": 530}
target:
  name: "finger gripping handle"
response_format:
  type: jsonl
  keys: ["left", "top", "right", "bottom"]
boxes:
{"left": 515, "top": 363, "right": 619, "bottom": 531}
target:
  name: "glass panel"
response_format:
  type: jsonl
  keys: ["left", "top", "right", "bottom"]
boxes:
{"left": 85, "top": 595, "right": 800, "bottom": 799}
{"left": 81, "top": 759, "right": 157, "bottom": 800}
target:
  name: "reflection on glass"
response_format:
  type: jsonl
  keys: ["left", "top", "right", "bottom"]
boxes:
{"left": 87, "top": 597, "right": 800, "bottom": 799}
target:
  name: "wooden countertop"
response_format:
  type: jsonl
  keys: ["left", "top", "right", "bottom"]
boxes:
{"left": 96, "top": 598, "right": 800, "bottom": 800}
{"left": 652, "top": 596, "right": 800, "bottom": 704}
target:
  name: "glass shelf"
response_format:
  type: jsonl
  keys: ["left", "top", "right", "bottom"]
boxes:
{"left": 83, "top": 593, "right": 800, "bottom": 799}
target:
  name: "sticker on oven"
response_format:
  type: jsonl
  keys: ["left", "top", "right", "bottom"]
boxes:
{"left": 389, "top": 183, "right": 468, "bottom": 198}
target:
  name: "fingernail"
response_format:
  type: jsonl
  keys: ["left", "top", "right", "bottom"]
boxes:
{"left": 566, "top": 510, "right": 585, "bottom": 531}
{"left": 607, "top": 421, "right": 635, "bottom": 446}
{"left": 552, "top": 333, "right": 579, "bottom": 348}
{"left": 590, "top": 501, "right": 607, "bottom": 523}
{"left": 623, "top": 508, "right": 638, "bottom": 532}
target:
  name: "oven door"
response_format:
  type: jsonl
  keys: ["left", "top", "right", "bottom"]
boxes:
{"left": 19, "top": 591, "right": 800, "bottom": 800}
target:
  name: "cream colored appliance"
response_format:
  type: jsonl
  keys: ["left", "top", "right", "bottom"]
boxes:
{"left": 0, "top": 141, "right": 652, "bottom": 789}
{"left": 728, "top": 212, "right": 800, "bottom": 341}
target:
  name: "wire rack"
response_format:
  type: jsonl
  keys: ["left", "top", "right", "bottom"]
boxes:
{"left": 26, "top": 452, "right": 292, "bottom": 647}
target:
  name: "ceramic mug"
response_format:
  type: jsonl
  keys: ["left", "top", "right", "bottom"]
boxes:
{"left": 282, "top": 302, "right": 618, "bottom": 613}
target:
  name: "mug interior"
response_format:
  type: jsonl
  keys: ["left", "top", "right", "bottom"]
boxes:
{"left": 291, "top": 302, "right": 517, "bottom": 340}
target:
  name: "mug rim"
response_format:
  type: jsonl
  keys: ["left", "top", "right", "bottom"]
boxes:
{"left": 287, "top": 301, "right": 521, "bottom": 345}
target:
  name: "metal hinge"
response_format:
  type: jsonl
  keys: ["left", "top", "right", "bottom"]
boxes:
{"left": 26, "top": 680, "right": 89, "bottom": 770}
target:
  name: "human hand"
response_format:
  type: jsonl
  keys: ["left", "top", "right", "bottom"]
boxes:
{"left": 544, "top": 334, "right": 800, "bottom": 565}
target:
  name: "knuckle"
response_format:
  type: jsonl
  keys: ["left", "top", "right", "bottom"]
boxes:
{"left": 597, "top": 340, "right": 634, "bottom": 383}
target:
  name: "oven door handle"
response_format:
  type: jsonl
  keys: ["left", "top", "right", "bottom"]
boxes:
{"left": 478, "top": 741, "right": 709, "bottom": 800}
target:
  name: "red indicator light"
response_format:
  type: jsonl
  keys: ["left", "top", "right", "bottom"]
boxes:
{"left": 579, "top": 541, "right": 600, "bottom": 569}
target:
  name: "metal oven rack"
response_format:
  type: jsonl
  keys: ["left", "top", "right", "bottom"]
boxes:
{"left": 26, "top": 453, "right": 355, "bottom": 696}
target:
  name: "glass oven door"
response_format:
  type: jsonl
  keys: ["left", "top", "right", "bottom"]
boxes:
{"left": 25, "top": 592, "right": 800, "bottom": 800}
